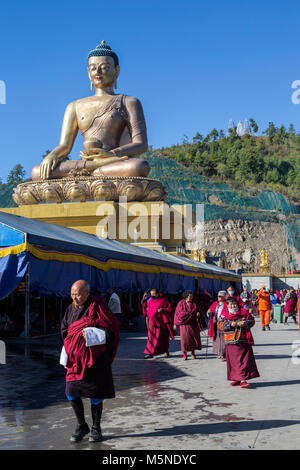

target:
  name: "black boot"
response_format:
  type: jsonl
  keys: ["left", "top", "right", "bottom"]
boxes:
{"left": 70, "top": 398, "right": 90, "bottom": 442}
{"left": 89, "top": 402, "right": 103, "bottom": 442}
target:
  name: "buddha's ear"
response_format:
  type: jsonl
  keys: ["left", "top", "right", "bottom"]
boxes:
{"left": 115, "top": 65, "right": 120, "bottom": 79}
{"left": 87, "top": 68, "right": 94, "bottom": 91}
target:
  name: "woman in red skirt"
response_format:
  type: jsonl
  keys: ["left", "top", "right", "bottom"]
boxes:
{"left": 218, "top": 296, "right": 259, "bottom": 388}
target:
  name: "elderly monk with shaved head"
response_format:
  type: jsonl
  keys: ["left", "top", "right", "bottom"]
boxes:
{"left": 61, "top": 280, "right": 119, "bottom": 443}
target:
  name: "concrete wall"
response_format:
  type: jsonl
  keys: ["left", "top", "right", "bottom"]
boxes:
{"left": 242, "top": 274, "right": 300, "bottom": 291}
{"left": 242, "top": 275, "right": 272, "bottom": 291}
{"left": 272, "top": 276, "right": 300, "bottom": 290}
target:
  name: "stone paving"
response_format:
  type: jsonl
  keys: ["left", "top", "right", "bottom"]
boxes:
{"left": 1, "top": 318, "right": 300, "bottom": 450}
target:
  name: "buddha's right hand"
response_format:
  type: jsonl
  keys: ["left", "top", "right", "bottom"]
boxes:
{"left": 40, "top": 153, "right": 60, "bottom": 179}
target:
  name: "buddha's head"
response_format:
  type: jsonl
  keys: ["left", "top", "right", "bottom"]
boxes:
{"left": 87, "top": 40, "right": 120, "bottom": 91}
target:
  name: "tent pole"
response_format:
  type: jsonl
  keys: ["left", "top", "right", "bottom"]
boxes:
{"left": 60, "top": 298, "right": 63, "bottom": 324}
{"left": 43, "top": 297, "right": 46, "bottom": 335}
{"left": 24, "top": 267, "right": 30, "bottom": 337}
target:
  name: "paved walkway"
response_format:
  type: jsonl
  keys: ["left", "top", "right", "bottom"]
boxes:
{"left": 1, "top": 319, "right": 300, "bottom": 450}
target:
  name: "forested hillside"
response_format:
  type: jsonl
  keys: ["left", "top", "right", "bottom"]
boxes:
{"left": 156, "top": 121, "right": 300, "bottom": 202}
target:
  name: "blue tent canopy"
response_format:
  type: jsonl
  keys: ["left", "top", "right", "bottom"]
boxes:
{"left": 0, "top": 211, "right": 241, "bottom": 298}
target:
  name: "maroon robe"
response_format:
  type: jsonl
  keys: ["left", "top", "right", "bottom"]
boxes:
{"left": 61, "top": 296, "right": 119, "bottom": 398}
{"left": 144, "top": 297, "right": 174, "bottom": 356}
{"left": 174, "top": 299, "right": 202, "bottom": 352}
{"left": 195, "top": 292, "right": 212, "bottom": 312}
{"left": 225, "top": 343, "right": 259, "bottom": 381}
{"left": 218, "top": 307, "right": 259, "bottom": 382}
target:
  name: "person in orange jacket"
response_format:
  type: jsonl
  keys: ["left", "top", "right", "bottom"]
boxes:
{"left": 257, "top": 286, "right": 272, "bottom": 331}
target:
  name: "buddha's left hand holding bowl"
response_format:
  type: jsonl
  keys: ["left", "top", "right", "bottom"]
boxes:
{"left": 80, "top": 149, "right": 116, "bottom": 160}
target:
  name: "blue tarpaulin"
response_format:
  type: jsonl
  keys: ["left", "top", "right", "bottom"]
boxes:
{"left": 0, "top": 251, "right": 28, "bottom": 299}
{"left": 0, "top": 211, "right": 241, "bottom": 298}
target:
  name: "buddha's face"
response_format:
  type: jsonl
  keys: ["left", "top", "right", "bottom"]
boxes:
{"left": 88, "top": 56, "right": 120, "bottom": 89}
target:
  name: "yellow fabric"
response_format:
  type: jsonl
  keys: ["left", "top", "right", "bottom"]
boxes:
{"left": 0, "top": 242, "right": 239, "bottom": 282}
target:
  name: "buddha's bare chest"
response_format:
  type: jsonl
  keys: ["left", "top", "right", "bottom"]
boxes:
{"left": 75, "top": 97, "right": 125, "bottom": 133}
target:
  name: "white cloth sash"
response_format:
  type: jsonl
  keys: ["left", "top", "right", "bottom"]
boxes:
{"left": 59, "top": 327, "right": 106, "bottom": 366}
{"left": 83, "top": 327, "right": 106, "bottom": 347}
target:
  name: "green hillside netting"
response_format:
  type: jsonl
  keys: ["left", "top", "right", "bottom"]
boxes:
{"left": 143, "top": 152, "right": 300, "bottom": 250}
{"left": 282, "top": 218, "right": 300, "bottom": 252}
{"left": 0, "top": 184, "right": 17, "bottom": 208}
{"left": 144, "top": 153, "right": 300, "bottom": 216}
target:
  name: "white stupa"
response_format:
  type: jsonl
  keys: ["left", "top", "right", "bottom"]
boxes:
{"left": 229, "top": 118, "right": 251, "bottom": 136}
{"left": 243, "top": 119, "right": 251, "bottom": 134}
{"left": 228, "top": 118, "right": 235, "bottom": 130}
{"left": 236, "top": 121, "right": 244, "bottom": 136}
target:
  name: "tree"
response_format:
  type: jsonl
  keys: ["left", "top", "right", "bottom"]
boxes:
{"left": 274, "top": 125, "right": 288, "bottom": 145}
{"left": 249, "top": 118, "right": 258, "bottom": 134}
{"left": 256, "top": 139, "right": 266, "bottom": 153}
{"left": 265, "top": 168, "right": 280, "bottom": 184}
{"left": 263, "top": 122, "right": 277, "bottom": 144}
{"left": 192, "top": 132, "right": 203, "bottom": 143}
{"left": 226, "top": 149, "right": 240, "bottom": 174}
{"left": 209, "top": 128, "right": 219, "bottom": 141}
{"left": 7, "top": 164, "right": 26, "bottom": 185}
{"left": 181, "top": 134, "right": 189, "bottom": 145}
{"left": 288, "top": 124, "right": 296, "bottom": 139}
{"left": 228, "top": 127, "right": 237, "bottom": 141}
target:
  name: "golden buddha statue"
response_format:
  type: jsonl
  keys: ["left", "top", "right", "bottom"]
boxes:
{"left": 259, "top": 248, "right": 271, "bottom": 273}
{"left": 192, "top": 248, "right": 200, "bottom": 261}
{"left": 192, "top": 247, "right": 206, "bottom": 262}
{"left": 200, "top": 248, "right": 207, "bottom": 263}
{"left": 13, "top": 41, "right": 166, "bottom": 205}
{"left": 31, "top": 41, "right": 150, "bottom": 181}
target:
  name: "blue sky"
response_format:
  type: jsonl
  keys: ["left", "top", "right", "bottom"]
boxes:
{"left": 0, "top": 0, "right": 299, "bottom": 181}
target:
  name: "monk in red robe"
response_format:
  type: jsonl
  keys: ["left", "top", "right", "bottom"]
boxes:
{"left": 174, "top": 291, "right": 202, "bottom": 360}
{"left": 144, "top": 288, "right": 174, "bottom": 359}
{"left": 61, "top": 280, "right": 119, "bottom": 443}
{"left": 218, "top": 296, "right": 259, "bottom": 388}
